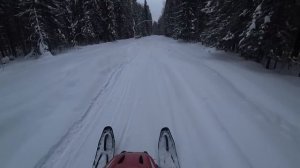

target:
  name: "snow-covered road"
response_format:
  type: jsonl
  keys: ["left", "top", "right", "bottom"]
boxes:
{"left": 1, "top": 36, "right": 300, "bottom": 168}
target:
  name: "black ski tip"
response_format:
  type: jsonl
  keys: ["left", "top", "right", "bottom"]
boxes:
{"left": 160, "top": 127, "right": 171, "bottom": 136}
{"left": 103, "top": 126, "right": 113, "bottom": 132}
{"left": 102, "top": 126, "right": 114, "bottom": 135}
{"left": 161, "top": 127, "right": 170, "bottom": 131}
{"left": 93, "top": 126, "right": 115, "bottom": 168}
{"left": 98, "top": 126, "right": 115, "bottom": 151}
{"left": 159, "top": 127, "right": 171, "bottom": 146}
{"left": 159, "top": 127, "right": 176, "bottom": 146}
{"left": 102, "top": 126, "right": 115, "bottom": 141}
{"left": 158, "top": 127, "right": 180, "bottom": 168}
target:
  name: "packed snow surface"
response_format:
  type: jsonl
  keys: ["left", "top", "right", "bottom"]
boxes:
{"left": 0, "top": 36, "right": 300, "bottom": 168}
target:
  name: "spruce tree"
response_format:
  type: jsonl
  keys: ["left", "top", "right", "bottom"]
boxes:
{"left": 1, "top": 0, "right": 29, "bottom": 57}
{"left": 143, "top": 0, "right": 152, "bottom": 36}
{"left": 58, "top": 0, "right": 86, "bottom": 47}
{"left": 175, "top": 0, "right": 198, "bottom": 41}
{"left": 82, "top": 0, "right": 96, "bottom": 43}
{"left": 18, "top": 0, "right": 53, "bottom": 56}
{"left": 132, "top": 0, "right": 144, "bottom": 37}
{"left": 100, "top": 0, "right": 117, "bottom": 42}
{"left": 161, "top": 0, "right": 180, "bottom": 38}
{"left": 114, "top": 0, "right": 134, "bottom": 39}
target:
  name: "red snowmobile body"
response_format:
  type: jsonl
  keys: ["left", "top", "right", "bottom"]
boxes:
{"left": 106, "top": 152, "right": 158, "bottom": 168}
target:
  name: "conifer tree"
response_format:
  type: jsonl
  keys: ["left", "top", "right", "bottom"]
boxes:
{"left": 175, "top": 0, "right": 198, "bottom": 41}
{"left": 143, "top": 0, "right": 152, "bottom": 36}
{"left": 132, "top": 0, "right": 144, "bottom": 37}
{"left": 18, "top": 0, "right": 52, "bottom": 56}
{"left": 114, "top": 0, "right": 134, "bottom": 39}
{"left": 100, "top": 0, "right": 117, "bottom": 42}
{"left": 59, "top": 0, "right": 85, "bottom": 46}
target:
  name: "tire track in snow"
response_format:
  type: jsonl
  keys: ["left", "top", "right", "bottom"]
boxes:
{"left": 34, "top": 47, "right": 138, "bottom": 168}
{"left": 173, "top": 44, "right": 300, "bottom": 136}
{"left": 31, "top": 36, "right": 300, "bottom": 168}
{"left": 167, "top": 43, "right": 298, "bottom": 167}
{"left": 107, "top": 66, "right": 134, "bottom": 151}
{"left": 158, "top": 57, "right": 253, "bottom": 168}
{"left": 98, "top": 43, "right": 141, "bottom": 152}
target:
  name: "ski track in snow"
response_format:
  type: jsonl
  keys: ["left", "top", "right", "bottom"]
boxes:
{"left": 35, "top": 41, "right": 139, "bottom": 168}
{"left": 0, "top": 36, "right": 300, "bottom": 168}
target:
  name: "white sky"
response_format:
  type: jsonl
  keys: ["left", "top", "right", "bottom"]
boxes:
{"left": 137, "top": 0, "right": 165, "bottom": 21}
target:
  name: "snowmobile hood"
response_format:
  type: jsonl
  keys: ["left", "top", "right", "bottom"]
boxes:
{"left": 106, "top": 152, "right": 158, "bottom": 168}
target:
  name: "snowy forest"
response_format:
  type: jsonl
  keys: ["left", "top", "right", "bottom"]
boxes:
{"left": 1, "top": 0, "right": 300, "bottom": 75}
{"left": 0, "top": 0, "right": 152, "bottom": 58}
{"left": 157, "top": 0, "right": 300, "bottom": 73}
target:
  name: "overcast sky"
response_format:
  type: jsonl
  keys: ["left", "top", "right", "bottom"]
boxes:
{"left": 137, "top": 0, "right": 165, "bottom": 21}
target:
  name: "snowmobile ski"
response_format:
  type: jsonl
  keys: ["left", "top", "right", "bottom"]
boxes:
{"left": 158, "top": 127, "right": 180, "bottom": 168}
{"left": 92, "top": 126, "right": 115, "bottom": 168}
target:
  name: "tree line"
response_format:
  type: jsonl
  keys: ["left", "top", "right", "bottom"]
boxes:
{"left": 157, "top": 0, "right": 300, "bottom": 74}
{"left": 0, "top": 0, "right": 152, "bottom": 58}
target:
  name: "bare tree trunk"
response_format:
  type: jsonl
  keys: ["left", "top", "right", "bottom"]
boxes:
{"left": 266, "top": 57, "right": 271, "bottom": 69}
{"left": 292, "top": 31, "right": 300, "bottom": 57}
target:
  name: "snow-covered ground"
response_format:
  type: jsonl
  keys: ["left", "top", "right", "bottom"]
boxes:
{"left": 0, "top": 36, "right": 299, "bottom": 168}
